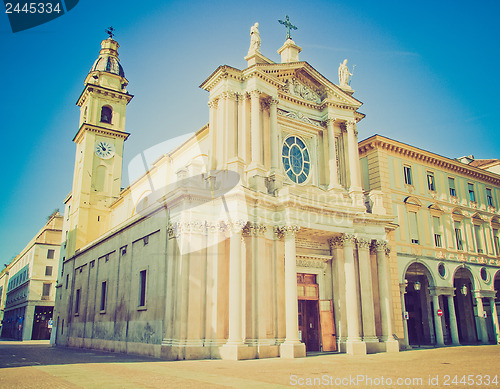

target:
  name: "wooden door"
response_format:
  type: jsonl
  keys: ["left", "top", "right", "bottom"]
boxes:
{"left": 319, "top": 300, "right": 337, "bottom": 352}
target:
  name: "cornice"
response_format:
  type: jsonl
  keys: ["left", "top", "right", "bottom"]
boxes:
{"left": 199, "top": 65, "right": 244, "bottom": 91}
{"left": 73, "top": 123, "right": 130, "bottom": 143}
{"left": 76, "top": 84, "right": 133, "bottom": 107}
{"left": 359, "top": 135, "right": 500, "bottom": 186}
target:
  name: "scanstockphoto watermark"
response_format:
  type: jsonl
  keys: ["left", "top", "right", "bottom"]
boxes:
{"left": 4, "top": 1, "right": 79, "bottom": 32}
{"left": 290, "top": 375, "right": 425, "bottom": 387}
{"left": 290, "top": 374, "right": 499, "bottom": 387}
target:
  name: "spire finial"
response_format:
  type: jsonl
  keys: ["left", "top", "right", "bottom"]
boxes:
{"left": 278, "top": 15, "right": 297, "bottom": 40}
{"left": 105, "top": 26, "right": 115, "bottom": 39}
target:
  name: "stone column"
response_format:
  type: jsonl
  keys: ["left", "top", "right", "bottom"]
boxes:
{"left": 447, "top": 295, "right": 460, "bottom": 345}
{"left": 343, "top": 234, "right": 366, "bottom": 355}
{"left": 280, "top": 225, "right": 306, "bottom": 358}
{"left": 399, "top": 283, "right": 410, "bottom": 349}
{"left": 270, "top": 98, "right": 279, "bottom": 173}
{"left": 226, "top": 92, "right": 238, "bottom": 160}
{"left": 357, "top": 238, "right": 378, "bottom": 351}
{"left": 326, "top": 119, "right": 340, "bottom": 190}
{"left": 431, "top": 294, "right": 444, "bottom": 346}
{"left": 220, "top": 220, "right": 249, "bottom": 360}
{"left": 238, "top": 93, "right": 248, "bottom": 162}
{"left": 474, "top": 292, "right": 489, "bottom": 344}
{"left": 488, "top": 297, "right": 500, "bottom": 344}
{"left": 216, "top": 96, "right": 226, "bottom": 169}
{"left": 208, "top": 99, "right": 218, "bottom": 171}
{"left": 250, "top": 90, "right": 262, "bottom": 167}
{"left": 374, "top": 240, "right": 399, "bottom": 352}
{"left": 346, "top": 120, "right": 362, "bottom": 192}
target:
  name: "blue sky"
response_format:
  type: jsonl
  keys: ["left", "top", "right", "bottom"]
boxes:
{"left": 1, "top": 0, "right": 499, "bottom": 264}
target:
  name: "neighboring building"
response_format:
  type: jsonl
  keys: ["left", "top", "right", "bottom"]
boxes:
{"left": 1, "top": 214, "right": 63, "bottom": 340}
{"left": 0, "top": 265, "right": 10, "bottom": 335}
{"left": 53, "top": 28, "right": 401, "bottom": 360}
{"left": 359, "top": 135, "right": 500, "bottom": 349}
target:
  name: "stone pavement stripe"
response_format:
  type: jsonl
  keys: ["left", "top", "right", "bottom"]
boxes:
{"left": 114, "top": 362, "right": 292, "bottom": 389}
{"left": 0, "top": 366, "right": 76, "bottom": 389}
{"left": 35, "top": 364, "right": 150, "bottom": 389}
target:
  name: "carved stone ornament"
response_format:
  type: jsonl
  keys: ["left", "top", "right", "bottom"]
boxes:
{"left": 278, "top": 109, "right": 320, "bottom": 127}
{"left": 341, "top": 233, "right": 356, "bottom": 246}
{"left": 274, "top": 225, "right": 300, "bottom": 239}
{"left": 242, "top": 222, "right": 267, "bottom": 236}
{"left": 281, "top": 78, "right": 322, "bottom": 103}
{"left": 207, "top": 99, "right": 218, "bottom": 109}
{"left": 356, "top": 237, "right": 371, "bottom": 250}
{"left": 346, "top": 120, "right": 358, "bottom": 136}
{"left": 224, "top": 220, "right": 248, "bottom": 234}
{"left": 328, "top": 236, "right": 343, "bottom": 249}
{"left": 219, "top": 91, "right": 238, "bottom": 101}
{"left": 167, "top": 221, "right": 208, "bottom": 239}
{"left": 372, "top": 239, "right": 388, "bottom": 253}
{"left": 296, "top": 257, "right": 328, "bottom": 271}
{"left": 250, "top": 90, "right": 262, "bottom": 99}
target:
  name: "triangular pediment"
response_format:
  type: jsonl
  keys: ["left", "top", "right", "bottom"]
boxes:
{"left": 256, "top": 61, "right": 362, "bottom": 108}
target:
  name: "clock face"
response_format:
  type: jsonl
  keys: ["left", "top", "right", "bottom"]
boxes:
{"left": 94, "top": 141, "right": 115, "bottom": 159}
{"left": 282, "top": 136, "right": 310, "bottom": 184}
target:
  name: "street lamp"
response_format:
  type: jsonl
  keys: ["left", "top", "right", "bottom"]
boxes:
{"left": 461, "top": 284, "right": 468, "bottom": 296}
{"left": 414, "top": 281, "right": 421, "bottom": 291}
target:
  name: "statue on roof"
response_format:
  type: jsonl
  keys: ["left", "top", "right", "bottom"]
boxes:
{"left": 248, "top": 22, "right": 261, "bottom": 54}
{"left": 338, "top": 59, "right": 353, "bottom": 87}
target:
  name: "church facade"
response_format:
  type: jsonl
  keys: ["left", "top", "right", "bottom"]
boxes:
{"left": 53, "top": 25, "right": 401, "bottom": 359}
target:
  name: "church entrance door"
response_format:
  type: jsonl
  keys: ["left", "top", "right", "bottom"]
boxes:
{"left": 297, "top": 273, "right": 320, "bottom": 352}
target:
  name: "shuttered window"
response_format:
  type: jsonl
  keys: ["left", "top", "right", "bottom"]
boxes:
{"left": 409, "top": 212, "right": 419, "bottom": 244}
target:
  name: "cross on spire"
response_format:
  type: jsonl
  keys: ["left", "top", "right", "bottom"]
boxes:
{"left": 278, "top": 15, "right": 297, "bottom": 40}
{"left": 105, "top": 26, "right": 115, "bottom": 39}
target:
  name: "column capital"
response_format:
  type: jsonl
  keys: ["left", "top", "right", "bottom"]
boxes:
{"left": 243, "top": 222, "right": 267, "bottom": 236}
{"left": 219, "top": 91, "right": 238, "bottom": 101}
{"left": 372, "top": 239, "right": 389, "bottom": 254}
{"left": 356, "top": 237, "right": 371, "bottom": 250}
{"left": 275, "top": 225, "right": 300, "bottom": 239}
{"left": 346, "top": 119, "right": 358, "bottom": 136}
{"left": 223, "top": 220, "right": 247, "bottom": 234}
{"left": 269, "top": 97, "right": 279, "bottom": 106}
{"left": 341, "top": 233, "right": 356, "bottom": 247}
{"left": 208, "top": 99, "right": 218, "bottom": 109}
{"left": 328, "top": 236, "right": 343, "bottom": 249}
{"left": 325, "top": 118, "right": 337, "bottom": 126}
{"left": 250, "top": 89, "right": 262, "bottom": 98}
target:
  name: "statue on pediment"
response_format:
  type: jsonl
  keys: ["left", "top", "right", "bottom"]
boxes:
{"left": 338, "top": 59, "right": 353, "bottom": 87}
{"left": 248, "top": 22, "right": 261, "bottom": 54}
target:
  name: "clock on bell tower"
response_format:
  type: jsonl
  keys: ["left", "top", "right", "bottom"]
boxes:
{"left": 64, "top": 34, "right": 133, "bottom": 257}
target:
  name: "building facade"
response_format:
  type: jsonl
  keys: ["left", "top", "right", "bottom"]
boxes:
{"left": 1, "top": 213, "right": 63, "bottom": 340}
{"left": 359, "top": 135, "right": 500, "bottom": 349}
{"left": 0, "top": 266, "right": 9, "bottom": 335}
{"left": 53, "top": 28, "right": 401, "bottom": 360}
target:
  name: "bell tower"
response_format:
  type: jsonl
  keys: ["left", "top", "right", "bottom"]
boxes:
{"left": 65, "top": 32, "right": 133, "bottom": 257}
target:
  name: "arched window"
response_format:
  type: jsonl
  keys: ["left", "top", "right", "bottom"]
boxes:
{"left": 100, "top": 106, "right": 112, "bottom": 124}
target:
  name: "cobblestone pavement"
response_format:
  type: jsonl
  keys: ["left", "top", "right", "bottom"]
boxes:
{"left": 1, "top": 342, "right": 499, "bottom": 388}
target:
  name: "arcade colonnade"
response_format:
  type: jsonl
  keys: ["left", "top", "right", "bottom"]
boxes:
{"left": 401, "top": 262, "right": 500, "bottom": 348}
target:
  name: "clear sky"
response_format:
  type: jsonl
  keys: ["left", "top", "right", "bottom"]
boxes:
{"left": 1, "top": 0, "right": 499, "bottom": 264}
